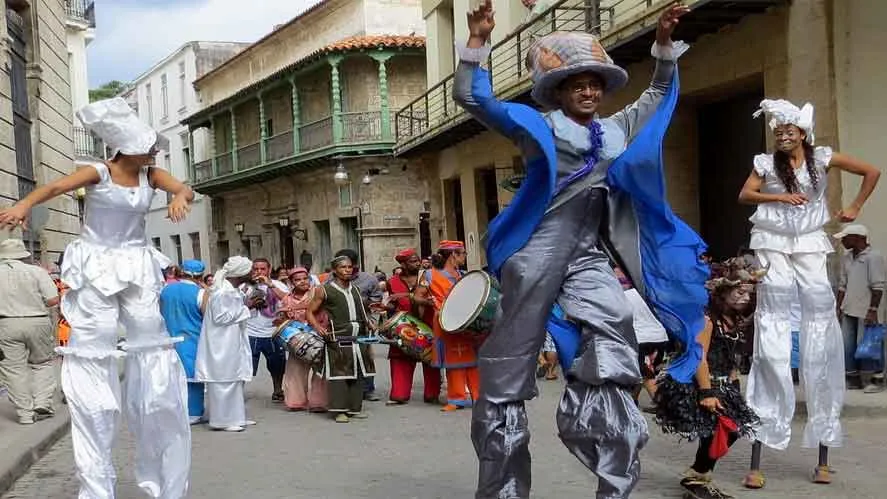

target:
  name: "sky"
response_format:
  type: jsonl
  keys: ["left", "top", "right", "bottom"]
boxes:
{"left": 87, "top": 0, "right": 321, "bottom": 87}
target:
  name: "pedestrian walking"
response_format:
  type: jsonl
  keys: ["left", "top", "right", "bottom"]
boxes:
{"left": 0, "top": 238, "right": 59, "bottom": 425}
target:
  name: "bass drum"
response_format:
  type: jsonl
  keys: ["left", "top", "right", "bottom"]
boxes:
{"left": 273, "top": 320, "right": 325, "bottom": 366}
{"left": 439, "top": 270, "right": 500, "bottom": 337}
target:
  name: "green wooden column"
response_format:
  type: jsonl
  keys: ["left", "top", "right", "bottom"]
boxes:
{"left": 258, "top": 94, "right": 268, "bottom": 164}
{"left": 210, "top": 115, "right": 219, "bottom": 176}
{"left": 187, "top": 126, "right": 196, "bottom": 182}
{"left": 290, "top": 77, "right": 301, "bottom": 154}
{"left": 230, "top": 107, "right": 239, "bottom": 172}
{"left": 371, "top": 52, "right": 394, "bottom": 141}
{"left": 328, "top": 55, "right": 344, "bottom": 144}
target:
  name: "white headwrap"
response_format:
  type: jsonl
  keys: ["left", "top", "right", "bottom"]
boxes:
{"left": 753, "top": 99, "right": 815, "bottom": 145}
{"left": 211, "top": 256, "right": 253, "bottom": 291}
{"left": 76, "top": 97, "right": 170, "bottom": 157}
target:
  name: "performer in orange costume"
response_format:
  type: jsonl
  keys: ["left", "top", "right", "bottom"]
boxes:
{"left": 422, "top": 240, "right": 481, "bottom": 411}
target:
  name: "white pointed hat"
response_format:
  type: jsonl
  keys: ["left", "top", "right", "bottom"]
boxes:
{"left": 76, "top": 97, "right": 169, "bottom": 156}
{"left": 753, "top": 99, "right": 815, "bottom": 145}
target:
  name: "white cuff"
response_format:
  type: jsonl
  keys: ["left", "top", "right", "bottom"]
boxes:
{"left": 651, "top": 40, "right": 690, "bottom": 61}
{"left": 455, "top": 41, "right": 492, "bottom": 63}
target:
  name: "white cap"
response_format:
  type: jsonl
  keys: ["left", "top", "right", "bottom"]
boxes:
{"left": 833, "top": 224, "right": 869, "bottom": 239}
{"left": 753, "top": 99, "right": 815, "bottom": 145}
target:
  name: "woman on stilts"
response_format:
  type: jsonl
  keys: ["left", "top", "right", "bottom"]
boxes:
{"left": 738, "top": 99, "right": 881, "bottom": 487}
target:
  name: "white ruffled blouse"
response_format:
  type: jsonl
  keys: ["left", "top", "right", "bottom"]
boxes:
{"left": 748, "top": 146, "right": 833, "bottom": 254}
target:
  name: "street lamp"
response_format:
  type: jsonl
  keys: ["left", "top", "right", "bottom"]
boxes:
{"left": 278, "top": 216, "right": 290, "bottom": 228}
{"left": 333, "top": 161, "right": 349, "bottom": 185}
{"left": 234, "top": 223, "right": 245, "bottom": 234}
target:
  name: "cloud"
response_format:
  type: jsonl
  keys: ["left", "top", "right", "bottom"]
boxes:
{"left": 87, "top": 0, "right": 321, "bottom": 87}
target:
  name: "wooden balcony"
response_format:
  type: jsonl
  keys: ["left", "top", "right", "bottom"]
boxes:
{"left": 394, "top": 0, "right": 787, "bottom": 157}
{"left": 191, "top": 111, "right": 393, "bottom": 195}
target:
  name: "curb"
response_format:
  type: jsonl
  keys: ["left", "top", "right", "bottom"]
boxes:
{"left": 0, "top": 410, "right": 71, "bottom": 496}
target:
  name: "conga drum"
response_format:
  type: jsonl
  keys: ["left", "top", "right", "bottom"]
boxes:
{"left": 273, "top": 320, "right": 325, "bottom": 366}
{"left": 379, "top": 311, "right": 434, "bottom": 363}
{"left": 439, "top": 270, "right": 500, "bottom": 337}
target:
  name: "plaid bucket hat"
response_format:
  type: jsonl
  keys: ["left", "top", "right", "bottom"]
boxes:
{"left": 527, "top": 31, "right": 629, "bottom": 109}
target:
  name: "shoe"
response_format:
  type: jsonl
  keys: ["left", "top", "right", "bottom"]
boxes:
{"left": 223, "top": 426, "right": 244, "bottom": 432}
{"left": 18, "top": 415, "right": 34, "bottom": 425}
{"left": 189, "top": 416, "right": 205, "bottom": 425}
{"left": 244, "top": 420, "right": 257, "bottom": 426}
{"left": 34, "top": 407, "right": 55, "bottom": 420}
{"left": 271, "top": 392, "right": 284, "bottom": 402}
{"left": 535, "top": 365, "right": 546, "bottom": 379}
{"left": 335, "top": 413, "right": 350, "bottom": 423}
{"left": 812, "top": 465, "right": 831, "bottom": 484}
{"left": 308, "top": 407, "right": 328, "bottom": 413}
{"left": 347, "top": 412, "right": 368, "bottom": 419}
{"left": 680, "top": 475, "right": 733, "bottom": 499}
{"left": 863, "top": 383, "right": 885, "bottom": 394}
{"left": 440, "top": 403, "right": 463, "bottom": 412}
{"left": 386, "top": 400, "right": 407, "bottom": 406}
{"left": 363, "top": 392, "right": 381, "bottom": 402}
{"left": 743, "top": 470, "right": 765, "bottom": 489}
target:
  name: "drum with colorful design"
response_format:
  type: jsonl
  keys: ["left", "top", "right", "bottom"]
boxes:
{"left": 379, "top": 311, "right": 434, "bottom": 363}
{"left": 273, "top": 320, "right": 325, "bottom": 366}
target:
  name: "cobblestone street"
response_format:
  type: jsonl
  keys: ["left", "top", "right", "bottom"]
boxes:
{"left": 4, "top": 349, "right": 886, "bottom": 498}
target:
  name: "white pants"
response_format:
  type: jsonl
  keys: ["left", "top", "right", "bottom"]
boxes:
{"left": 206, "top": 381, "right": 246, "bottom": 428}
{"left": 61, "top": 284, "right": 190, "bottom": 499}
{"left": 747, "top": 250, "right": 845, "bottom": 450}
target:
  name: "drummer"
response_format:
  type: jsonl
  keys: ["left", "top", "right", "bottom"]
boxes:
{"left": 278, "top": 267, "right": 329, "bottom": 412}
{"left": 422, "top": 240, "right": 481, "bottom": 412}
{"left": 306, "top": 255, "right": 376, "bottom": 423}
{"left": 386, "top": 249, "right": 442, "bottom": 405}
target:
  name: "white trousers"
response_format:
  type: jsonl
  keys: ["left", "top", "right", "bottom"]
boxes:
{"left": 61, "top": 284, "right": 191, "bottom": 499}
{"left": 206, "top": 381, "right": 246, "bottom": 428}
{"left": 747, "top": 250, "right": 845, "bottom": 450}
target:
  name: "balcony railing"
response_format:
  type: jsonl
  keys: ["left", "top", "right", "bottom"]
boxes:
{"left": 298, "top": 116, "right": 333, "bottom": 151}
{"left": 66, "top": 0, "right": 96, "bottom": 28}
{"left": 194, "top": 111, "right": 389, "bottom": 188}
{"left": 73, "top": 126, "right": 103, "bottom": 158}
{"left": 394, "top": 0, "right": 666, "bottom": 151}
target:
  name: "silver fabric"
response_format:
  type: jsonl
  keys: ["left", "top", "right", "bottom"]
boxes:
{"left": 206, "top": 381, "right": 246, "bottom": 429}
{"left": 472, "top": 188, "right": 645, "bottom": 498}
{"left": 747, "top": 250, "right": 844, "bottom": 450}
{"left": 61, "top": 283, "right": 190, "bottom": 499}
{"left": 80, "top": 163, "right": 152, "bottom": 248}
{"left": 557, "top": 381, "right": 648, "bottom": 499}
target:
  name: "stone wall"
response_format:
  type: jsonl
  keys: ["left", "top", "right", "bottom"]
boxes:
{"left": 0, "top": 2, "right": 76, "bottom": 263}
{"left": 212, "top": 154, "right": 443, "bottom": 275}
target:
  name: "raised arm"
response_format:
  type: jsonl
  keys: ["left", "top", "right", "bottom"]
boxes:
{"left": 829, "top": 152, "right": 881, "bottom": 222}
{"left": 609, "top": 4, "right": 690, "bottom": 142}
{"left": 0, "top": 166, "right": 100, "bottom": 228}
{"left": 452, "top": 0, "right": 522, "bottom": 141}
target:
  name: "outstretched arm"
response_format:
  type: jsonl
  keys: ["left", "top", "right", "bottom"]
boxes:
{"left": 829, "top": 152, "right": 880, "bottom": 222}
{"left": 609, "top": 4, "right": 690, "bottom": 142}
{"left": 0, "top": 166, "right": 100, "bottom": 228}
{"left": 149, "top": 167, "right": 194, "bottom": 223}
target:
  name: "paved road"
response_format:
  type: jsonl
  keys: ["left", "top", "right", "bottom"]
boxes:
{"left": 4, "top": 348, "right": 886, "bottom": 498}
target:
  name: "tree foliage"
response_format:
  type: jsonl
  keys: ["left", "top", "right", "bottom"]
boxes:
{"left": 89, "top": 80, "right": 128, "bottom": 102}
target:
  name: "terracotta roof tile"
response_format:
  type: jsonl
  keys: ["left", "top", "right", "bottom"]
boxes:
{"left": 319, "top": 35, "right": 425, "bottom": 53}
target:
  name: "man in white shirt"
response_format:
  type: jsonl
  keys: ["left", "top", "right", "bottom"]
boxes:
{"left": 196, "top": 256, "right": 257, "bottom": 432}
{"left": 241, "top": 258, "right": 290, "bottom": 402}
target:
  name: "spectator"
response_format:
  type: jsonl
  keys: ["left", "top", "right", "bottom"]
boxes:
{"left": 0, "top": 239, "right": 59, "bottom": 424}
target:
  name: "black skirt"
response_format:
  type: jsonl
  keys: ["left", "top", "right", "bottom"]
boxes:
{"left": 653, "top": 373, "right": 759, "bottom": 441}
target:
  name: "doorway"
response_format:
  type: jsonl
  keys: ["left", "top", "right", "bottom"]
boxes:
{"left": 697, "top": 89, "right": 765, "bottom": 259}
{"left": 444, "top": 178, "right": 466, "bottom": 244}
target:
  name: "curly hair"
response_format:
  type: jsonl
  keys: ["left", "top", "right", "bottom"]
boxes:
{"left": 772, "top": 139, "right": 818, "bottom": 193}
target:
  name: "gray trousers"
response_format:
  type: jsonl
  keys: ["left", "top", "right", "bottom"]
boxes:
{"left": 0, "top": 316, "right": 56, "bottom": 420}
{"left": 472, "top": 188, "right": 648, "bottom": 499}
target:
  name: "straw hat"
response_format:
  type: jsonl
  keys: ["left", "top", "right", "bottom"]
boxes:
{"left": 527, "top": 31, "right": 629, "bottom": 109}
{"left": 0, "top": 238, "right": 31, "bottom": 260}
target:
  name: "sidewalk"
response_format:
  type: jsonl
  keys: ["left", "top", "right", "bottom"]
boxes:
{"left": 0, "top": 361, "right": 69, "bottom": 496}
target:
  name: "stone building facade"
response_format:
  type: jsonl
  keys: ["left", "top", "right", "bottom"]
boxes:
{"left": 397, "top": 0, "right": 884, "bottom": 270}
{"left": 183, "top": 0, "right": 434, "bottom": 273}
{"left": 0, "top": 0, "right": 79, "bottom": 263}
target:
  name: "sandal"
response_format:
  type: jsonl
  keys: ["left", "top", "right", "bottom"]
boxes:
{"left": 812, "top": 465, "right": 831, "bottom": 484}
{"left": 742, "top": 470, "right": 765, "bottom": 489}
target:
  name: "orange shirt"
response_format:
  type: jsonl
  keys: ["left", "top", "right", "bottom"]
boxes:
{"left": 422, "top": 268, "right": 478, "bottom": 368}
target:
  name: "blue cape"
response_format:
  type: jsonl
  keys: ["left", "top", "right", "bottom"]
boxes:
{"left": 477, "top": 68, "right": 709, "bottom": 383}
